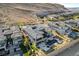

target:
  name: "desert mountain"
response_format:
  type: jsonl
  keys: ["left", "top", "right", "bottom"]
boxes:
{"left": 0, "top": 3, "right": 68, "bottom": 25}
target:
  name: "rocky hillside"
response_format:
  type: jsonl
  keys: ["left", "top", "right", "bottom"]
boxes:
{"left": 0, "top": 3, "right": 68, "bottom": 15}
{"left": 0, "top": 3, "right": 68, "bottom": 25}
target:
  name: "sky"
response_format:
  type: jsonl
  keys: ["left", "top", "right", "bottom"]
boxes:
{"left": 60, "top": 3, "right": 79, "bottom": 8}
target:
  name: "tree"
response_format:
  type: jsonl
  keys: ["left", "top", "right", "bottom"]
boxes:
{"left": 24, "top": 36, "right": 30, "bottom": 47}
{"left": 30, "top": 42, "right": 38, "bottom": 55}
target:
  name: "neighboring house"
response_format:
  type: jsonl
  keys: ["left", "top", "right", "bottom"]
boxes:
{"left": 0, "top": 35, "right": 6, "bottom": 56}
{"left": 0, "top": 26, "right": 23, "bottom": 56}
{"left": 23, "top": 26, "right": 43, "bottom": 44}
{"left": 68, "top": 32, "right": 77, "bottom": 39}
{"left": 76, "top": 21, "right": 79, "bottom": 28}
{"left": 3, "top": 30, "right": 13, "bottom": 47}
{"left": 47, "top": 15, "right": 59, "bottom": 20}
{"left": 10, "top": 26, "right": 20, "bottom": 33}
{"left": 11, "top": 32, "right": 23, "bottom": 45}
{"left": 58, "top": 26, "right": 72, "bottom": 35}
{"left": 22, "top": 24, "right": 63, "bottom": 52}
{"left": 11, "top": 32, "right": 23, "bottom": 53}
{"left": 36, "top": 11, "right": 48, "bottom": 18}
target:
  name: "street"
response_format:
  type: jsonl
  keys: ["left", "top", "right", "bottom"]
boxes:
{"left": 47, "top": 38, "right": 79, "bottom": 56}
{"left": 57, "top": 43, "right": 79, "bottom": 56}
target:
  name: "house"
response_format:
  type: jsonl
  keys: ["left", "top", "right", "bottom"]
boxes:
{"left": 11, "top": 32, "right": 23, "bottom": 53}
{"left": 47, "top": 15, "right": 60, "bottom": 20}
{"left": 0, "top": 25, "right": 23, "bottom": 56}
{"left": 76, "top": 21, "right": 79, "bottom": 28}
{"left": 0, "top": 34, "right": 6, "bottom": 55}
{"left": 10, "top": 26, "right": 20, "bottom": 33}
{"left": 37, "top": 35, "right": 62, "bottom": 52}
{"left": 36, "top": 11, "right": 48, "bottom": 18}
{"left": 11, "top": 32, "right": 23, "bottom": 45}
{"left": 68, "top": 31, "right": 77, "bottom": 39}
{"left": 1, "top": 26, "right": 10, "bottom": 32}
{"left": 23, "top": 26, "right": 43, "bottom": 44}
{"left": 3, "top": 30, "right": 13, "bottom": 47}
{"left": 22, "top": 24, "right": 63, "bottom": 52}
{"left": 57, "top": 26, "right": 72, "bottom": 35}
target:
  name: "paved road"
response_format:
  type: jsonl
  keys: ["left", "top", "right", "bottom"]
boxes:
{"left": 57, "top": 43, "right": 79, "bottom": 56}
{"left": 47, "top": 38, "right": 79, "bottom": 56}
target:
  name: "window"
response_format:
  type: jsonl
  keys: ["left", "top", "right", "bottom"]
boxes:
{"left": 0, "top": 40, "right": 5, "bottom": 47}
{"left": 32, "top": 26, "right": 37, "bottom": 29}
{"left": 36, "top": 38, "right": 42, "bottom": 41}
